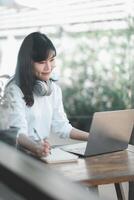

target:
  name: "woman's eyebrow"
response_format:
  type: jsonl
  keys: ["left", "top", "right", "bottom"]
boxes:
{"left": 47, "top": 55, "right": 56, "bottom": 60}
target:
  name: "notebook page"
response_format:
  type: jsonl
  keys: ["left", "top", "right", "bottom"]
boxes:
{"left": 41, "top": 148, "right": 78, "bottom": 163}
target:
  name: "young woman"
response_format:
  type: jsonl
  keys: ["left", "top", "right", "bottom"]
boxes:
{"left": 5, "top": 32, "right": 89, "bottom": 157}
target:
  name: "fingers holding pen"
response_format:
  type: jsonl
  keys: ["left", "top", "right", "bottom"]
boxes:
{"left": 42, "top": 139, "right": 51, "bottom": 155}
{"left": 35, "top": 139, "right": 51, "bottom": 157}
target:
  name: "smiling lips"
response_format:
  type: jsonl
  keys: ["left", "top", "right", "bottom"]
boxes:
{"left": 41, "top": 72, "right": 51, "bottom": 76}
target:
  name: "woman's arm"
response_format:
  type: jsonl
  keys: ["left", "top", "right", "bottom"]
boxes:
{"left": 70, "top": 127, "right": 89, "bottom": 141}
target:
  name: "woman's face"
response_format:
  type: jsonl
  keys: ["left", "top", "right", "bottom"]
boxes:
{"left": 33, "top": 52, "right": 56, "bottom": 81}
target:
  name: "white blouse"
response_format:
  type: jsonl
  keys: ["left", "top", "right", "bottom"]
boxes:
{"left": 5, "top": 82, "right": 72, "bottom": 140}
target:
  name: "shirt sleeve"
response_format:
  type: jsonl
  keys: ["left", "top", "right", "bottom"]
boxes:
{"left": 51, "top": 83, "right": 73, "bottom": 138}
{"left": 5, "top": 83, "right": 28, "bottom": 137}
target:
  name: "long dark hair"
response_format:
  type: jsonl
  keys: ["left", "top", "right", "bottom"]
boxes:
{"left": 14, "top": 32, "right": 56, "bottom": 107}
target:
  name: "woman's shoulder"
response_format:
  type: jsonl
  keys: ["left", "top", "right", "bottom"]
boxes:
{"left": 5, "top": 79, "right": 24, "bottom": 98}
{"left": 52, "top": 81, "right": 62, "bottom": 94}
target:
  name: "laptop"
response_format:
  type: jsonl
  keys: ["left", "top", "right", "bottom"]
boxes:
{"left": 61, "top": 109, "right": 134, "bottom": 157}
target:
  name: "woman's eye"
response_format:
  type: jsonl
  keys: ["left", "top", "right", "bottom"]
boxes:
{"left": 38, "top": 57, "right": 55, "bottom": 64}
{"left": 50, "top": 59, "right": 54, "bottom": 62}
{"left": 38, "top": 61, "right": 45, "bottom": 64}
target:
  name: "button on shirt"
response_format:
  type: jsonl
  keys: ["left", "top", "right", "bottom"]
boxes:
{"left": 5, "top": 82, "right": 72, "bottom": 140}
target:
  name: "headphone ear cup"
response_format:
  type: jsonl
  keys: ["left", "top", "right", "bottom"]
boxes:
{"left": 34, "top": 80, "right": 53, "bottom": 96}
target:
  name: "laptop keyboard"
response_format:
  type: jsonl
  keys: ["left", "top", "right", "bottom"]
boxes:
{"left": 61, "top": 142, "right": 87, "bottom": 155}
{"left": 69, "top": 147, "right": 85, "bottom": 154}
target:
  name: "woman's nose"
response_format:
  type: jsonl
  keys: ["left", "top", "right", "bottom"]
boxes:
{"left": 44, "top": 61, "right": 51, "bottom": 70}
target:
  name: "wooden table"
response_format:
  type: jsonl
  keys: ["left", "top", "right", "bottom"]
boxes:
{"left": 48, "top": 145, "right": 134, "bottom": 200}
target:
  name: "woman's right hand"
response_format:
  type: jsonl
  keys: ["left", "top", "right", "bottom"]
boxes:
{"left": 35, "top": 139, "right": 51, "bottom": 157}
{"left": 16, "top": 134, "right": 51, "bottom": 158}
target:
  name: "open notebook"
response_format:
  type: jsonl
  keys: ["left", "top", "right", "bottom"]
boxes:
{"left": 41, "top": 148, "right": 78, "bottom": 164}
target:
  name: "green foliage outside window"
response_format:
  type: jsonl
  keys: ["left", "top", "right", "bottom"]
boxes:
{"left": 56, "top": 30, "right": 133, "bottom": 129}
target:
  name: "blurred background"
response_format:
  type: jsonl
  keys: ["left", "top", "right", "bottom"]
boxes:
{"left": 0, "top": 0, "right": 134, "bottom": 132}
{"left": 0, "top": 1, "right": 133, "bottom": 199}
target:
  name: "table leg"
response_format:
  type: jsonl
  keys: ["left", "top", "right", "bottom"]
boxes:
{"left": 114, "top": 183, "right": 126, "bottom": 200}
{"left": 128, "top": 181, "right": 134, "bottom": 200}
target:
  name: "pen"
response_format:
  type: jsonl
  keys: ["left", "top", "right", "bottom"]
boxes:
{"left": 33, "top": 128, "right": 51, "bottom": 155}
{"left": 34, "top": 128, "right": 43, "bottom": 142}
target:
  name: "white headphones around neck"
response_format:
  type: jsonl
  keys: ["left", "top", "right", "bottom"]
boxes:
{"left": 33, "top": 80, "right": 53, "bottom": 96}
